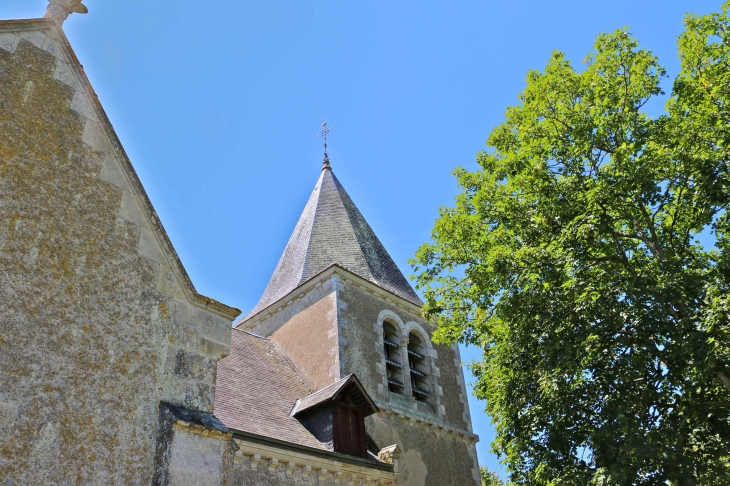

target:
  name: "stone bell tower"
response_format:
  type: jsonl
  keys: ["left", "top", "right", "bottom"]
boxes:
{"left": 236, "top": 160, "right": 481, "bottom": 485}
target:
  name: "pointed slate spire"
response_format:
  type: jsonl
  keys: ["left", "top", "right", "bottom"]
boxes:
{"left": 244, "top": 169, "right": 422, "bottom": 320}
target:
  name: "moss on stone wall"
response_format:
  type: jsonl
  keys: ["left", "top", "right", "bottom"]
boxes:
{"left": 0, "top": 25, "right": 234, "bottom": 484}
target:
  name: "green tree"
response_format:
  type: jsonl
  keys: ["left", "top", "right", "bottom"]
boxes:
{"left": 481, "top": 466, "right": 507, "bottom": 486}
{"left": 412, "top": 4, "right": 730, "bottom": 485}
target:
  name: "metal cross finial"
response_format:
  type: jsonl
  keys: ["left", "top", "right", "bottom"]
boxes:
{"left": 316, "top": 119, "right": 334, "bottom": 171}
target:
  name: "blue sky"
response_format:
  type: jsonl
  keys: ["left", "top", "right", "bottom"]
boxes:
{"left": 3, "top": 0, "right": 722, "bottom": 478}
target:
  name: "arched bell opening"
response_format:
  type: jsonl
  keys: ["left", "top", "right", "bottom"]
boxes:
{"left": 407, "top": 332, "right": 430, "bottom": 402}
{"left": 382, "top": 320, "right": 405, "bottom": 394}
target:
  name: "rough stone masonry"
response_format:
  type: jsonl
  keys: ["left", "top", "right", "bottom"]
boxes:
{"left": 0, "top": 19, "right": 240, "bottom": 484}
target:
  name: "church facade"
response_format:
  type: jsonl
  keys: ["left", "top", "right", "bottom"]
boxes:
{"left": 0, "top": 6, "right": 479, "bottom": 485}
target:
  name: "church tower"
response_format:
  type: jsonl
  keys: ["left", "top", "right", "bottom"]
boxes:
{"left": 236, "top": 162, "right": 481, "bottom": 486}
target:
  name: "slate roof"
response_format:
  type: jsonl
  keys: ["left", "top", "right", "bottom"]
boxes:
{"left": 243, "top": 168, "right": 422, "bottom": 321}
{"left": 214, "top": 329, "right": 325, "bottom": 449}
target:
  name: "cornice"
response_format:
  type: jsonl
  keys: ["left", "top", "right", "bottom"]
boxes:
{"left": 232, "top": 430, "right": 397, "bottom": 485}
{"left": 373, "top": 400, "right": 479, "bottom": 445}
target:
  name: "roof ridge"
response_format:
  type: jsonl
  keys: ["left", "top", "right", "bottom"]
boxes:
{"left": 301, "top": 170, "right": 372, "bottom": 283}
{"left": 292, "top": 172, "right": 323, "bottom": 288}
{"left": 328, "top": 172, "right": 422, "bottom": 305}
{"left": 232, "top": 328, "right": 268, "bottom": 340}
{"left": 296, "top": 374, "right": 353, "bottom": 402}
{"left": 332, "top": 173, "right": 380, "bottom": 284}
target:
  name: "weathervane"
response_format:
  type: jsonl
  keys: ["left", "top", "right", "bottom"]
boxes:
{"left": 316, "top": 120, "right": 334, "bottom": 171}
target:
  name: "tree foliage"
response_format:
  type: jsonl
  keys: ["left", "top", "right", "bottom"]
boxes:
{"left": 481, "top": 466, "right": 508, "bottom": 486}
{"left": 412, "top": 4, "right": 730, "bottom": 484}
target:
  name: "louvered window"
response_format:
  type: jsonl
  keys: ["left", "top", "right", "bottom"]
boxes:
{"left": 332, "top": 393, "right": 367, "bottom": 458}
{"left": 408, "top": 332, "right": 430, "bottom": 402}
{"left": 382, "top": 321, "right": 404, "bottom": 393}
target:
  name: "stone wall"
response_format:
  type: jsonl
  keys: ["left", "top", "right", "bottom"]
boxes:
{"left": 0, "top": 21, "right": 238, "bottom": 485}
{"left": 336, "top": 279, "right": 480, "bottom": 486}
{"left": 153, "top": 403, "right": 238, "bottom": 486}
{"left": 238, "top": 268, "right": 480, "bottom": 485}
{"left": 337, "top": 279, "right": 470, "bottom": 431}
{"left": 168, "top": 428, "right": 231, "bottom": 485}
{"left": 365, "top": 412, "right": 478, "bottom": 486}
{"left": 270, "top": 292, "right": 339, "bottom": 392}
{"left": 230, "top": 437, "right": 398, "bottom": 486}
{"left": 241, "top": 274, "right": 344, "bottom": 392}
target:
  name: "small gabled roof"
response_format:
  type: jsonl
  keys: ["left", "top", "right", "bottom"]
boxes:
{"left": 292, "top": 374, "right": 379, "bottom": 417}
{"left": 242, "top": 168, "right": 422, "bottom": 321}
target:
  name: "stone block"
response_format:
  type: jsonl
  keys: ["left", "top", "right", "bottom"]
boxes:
{"left": 81, "top": 119, "right": 111, "bottom": 152}
{"left": 54, "top": 58, "right": 81, "bottom": 90}
{"left": 200, "top": 317, "right": 232, "bottom": 346}
{"left": 138, "top": 226, "right": 165, "bottom": 264}
{"left": 70, "top": 91, "right": 96, "bottom": 120}
{"left": 173, "top": 300, "right": 231, "bottom": 344}
{"left": 172, "top": 348, "right": 217, "bottom": 383}
{"left": 199, "top": 336, "right": 230, "bottom": 360}
{"left": 100, "top": 154, "right": 133, "bottom": 192}
{"left": 183, "top": 380, "right": 215, "bottom": 413}
{"left": 196, "top": 473, "right": 220, "bottom": 486}
{"left": 170, "top": 429, "right": 227, "bottom": 475}
{"left": 0, "top": 402, "right": 17, "bottom": 443}
{"left": 169, "top": 467, "right": 197, "bottom": 486}
{"left": 157, "top": 264, "right": 185, "bottom": 300}
{"left": 41, "top": 36, "right": 65, "bottom": 61}
{"left": 160, "top": 376, "right": 187, "bottom": 409}
{"left": 120, "top": 189, "right": 150, "bottom": 229}
{"left": 0, "top": 32, "right": 20, "bottom": 54}
{"left": 17, "top": 30, "right": 46, "bottom": 49}
{"left": 183, "top": 381, "right": 215, "bottom": 413}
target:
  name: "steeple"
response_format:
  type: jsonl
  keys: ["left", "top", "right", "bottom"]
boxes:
{"left": 244, "top": 168, "right": 422, "bottom": 320}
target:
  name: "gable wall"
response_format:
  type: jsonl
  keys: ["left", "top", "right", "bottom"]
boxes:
{"left": 241, "top": 274, "right": 344, "bottom": 392}
{"left": 0, "top": 24, "right": 234, "bottom": 484}
{"left": 269, "top": 291, "right": 339, "bottom": 393}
